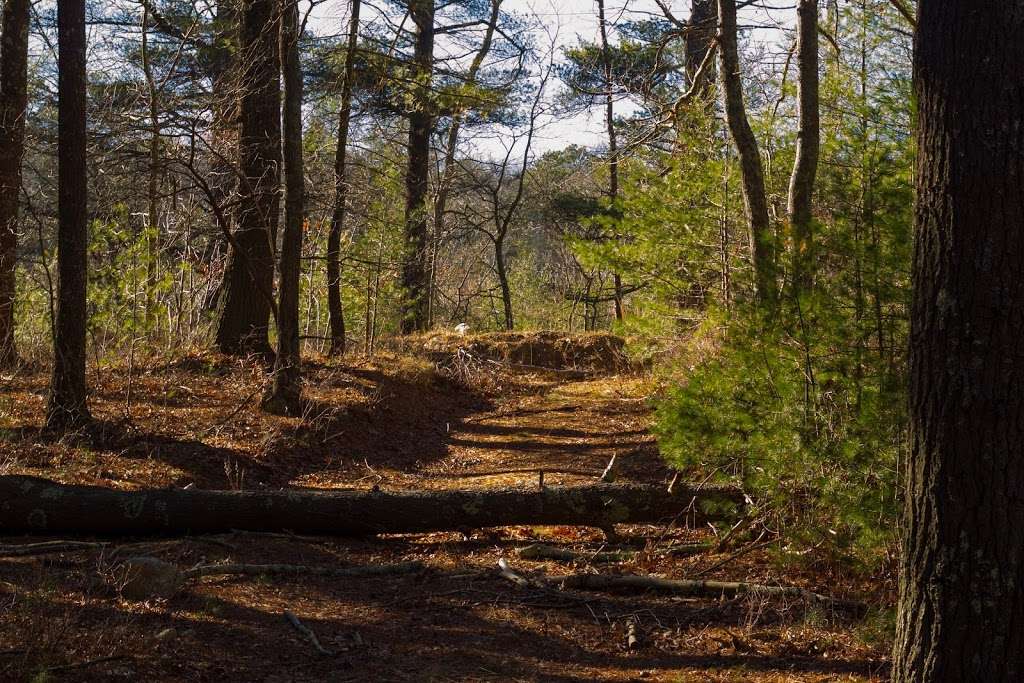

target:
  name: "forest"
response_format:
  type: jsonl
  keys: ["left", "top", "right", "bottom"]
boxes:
{"left": 0, "top": 0, "right": 1021, "bottom": 680}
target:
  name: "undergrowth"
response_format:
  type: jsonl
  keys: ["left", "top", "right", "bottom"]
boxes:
{"left": 655, "top": 303, "right": 907, "bottom": 571}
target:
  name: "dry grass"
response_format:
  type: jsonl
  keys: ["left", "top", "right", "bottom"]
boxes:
{"left": 393, "top": 330, "right": 633, "bottom": 374}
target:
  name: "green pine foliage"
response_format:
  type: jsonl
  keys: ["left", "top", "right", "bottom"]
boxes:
{"left": 569, "top": 0, "right": 914, "bottom": 565}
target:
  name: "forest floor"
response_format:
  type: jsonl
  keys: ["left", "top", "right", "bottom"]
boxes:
{"left": 0, "top": 345, "right": 892, "bottom": 681}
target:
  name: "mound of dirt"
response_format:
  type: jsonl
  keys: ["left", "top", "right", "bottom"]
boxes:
{"left": 396, "top": 331, "right": 631, "bottom": 374}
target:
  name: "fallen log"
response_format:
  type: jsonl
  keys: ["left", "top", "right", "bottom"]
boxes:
{"left": 0, "top": 476, "right": 743, "bottom": 536}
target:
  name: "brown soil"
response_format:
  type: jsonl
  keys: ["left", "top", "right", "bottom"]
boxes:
{"left": 0, "top": 351, "right": 892, "bottom": 681}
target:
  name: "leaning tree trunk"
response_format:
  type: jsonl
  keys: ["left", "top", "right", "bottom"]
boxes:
{"left": 0, "top": 477, "right": 743, "bottom": 536}
{"left": 892, "top": 2, "right": 1024, "bottom": 681}
{"left": 48, "top": 0, "right": 91, "bottom": 429}
{"left": 263, "top": 0, "right": 304, "bottom": 416}
{"left": 0, "top": 0, "right": 29, "bottom": 368}
{"left": 717, "top": 0, "right": 777, "bottom": 309}
{"left": 400, "top": 0, "right": 435, "bottom": 335}
{"left": 326, "top": 0, "right": 362, "bottom": 356}
{"left": 787, "top": 0, "right": 820, "bottom": 298}
{"left": 215, "top": 0, "right": 281, "bottom": 356}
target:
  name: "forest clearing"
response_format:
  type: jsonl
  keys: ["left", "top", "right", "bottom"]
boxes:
{"left": 1, "top": 338, "right": 889, "bottom": 681}
{"left": 1, "top": 0, "right": 1022, "bottom": 679}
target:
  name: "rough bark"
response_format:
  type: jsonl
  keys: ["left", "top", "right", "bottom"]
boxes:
{"left": 495, "top": 242, "right": 513, "bottom": 330}
{"left": 48, "top": 0, "right": 91, "bottom": 429}
{"left": 716, "top": 0, "right": 777, "bottom": 308}
{"left": 892, "top": 1, "right": 1024, "bottom": 680}
{"left": 326, "top": 0, "right": 362, "bottom": 355}
{"left": 787, "top": 0, "right": 820, "bottom": 297}
{"left": 0, "top": 0, "right": 29, "bottom": 368}
{"left": 685, "top": 0, "right": 717, "bottom": 95}
{"left": 0, "top": 476, "right": 743, "bottom": 536}
{"left": 208, "top": 0, "right": 241, "bottom": 212}
{"left": 263, "top": 0, "right": 304, "bottom": 415}
{"left": 400, "top": 0, "right": 435, "bottom": 335}
{"left": 215, "top": 0, "right": 281, "bottom": 356}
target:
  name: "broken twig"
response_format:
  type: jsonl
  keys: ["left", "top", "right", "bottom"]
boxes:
{"left": 285, "top": 610, "right": 332, "bottom": 656}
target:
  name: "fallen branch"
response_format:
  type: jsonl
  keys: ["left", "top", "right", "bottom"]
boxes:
{"left": 114, "top": 557, "right": 424, "bottom": 600}
{"left": 518, "top": 542, "right": 713, "bottom": 565}
{"left": 695, "top": 532, "right": 772, "bottom": 578}
{"left": 0, "top": 540, "right": 106, "bottom": 557}
{"left": 567, "top": 574, "right": 862, "bottom": 611}
{"left": 0, "top": 476, "right": 743, "bottom": 536}
{"left": 497, "top": 557, "right": 530, "bottom": 587}
{"left": 518, "top": 544, "right": 635, "bottom": 564}
{"left": 184, "top": 560, "right": 424, "bottom": 580}
{"left": 285, "top": 610, "right": 332, "bottom": 656}
{"left": 44, "top": 655, "right": 128, "bottom": 673}
{"left": 495, "top": 560, "right": 863, "bottom": 612}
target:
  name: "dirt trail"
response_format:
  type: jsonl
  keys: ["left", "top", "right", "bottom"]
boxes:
{"left": 421, "top": 375, "right": 667, "bottom": 489}
{"left": 0, "top": 358, "right": 887, "bottom": 681}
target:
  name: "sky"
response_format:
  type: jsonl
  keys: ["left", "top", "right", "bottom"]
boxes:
{"left": 307, "top": 0, "right": 794, "bottom": 158}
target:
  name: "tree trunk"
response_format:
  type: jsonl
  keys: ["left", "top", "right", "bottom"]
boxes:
{"left": 0, "top": 476, "right": 743, "bottom": 536}
{"left": 214, "top": 0, "right": 281, "bottom": 356}
{"left": 787, "top": 0, "right": 820, "bottom": 298}
{"left": 400, "top": 0, "right": 434, "bottom": 335}
{"left": 263, "top": 0, "right": 304, "bottom": 416}
{"left": 48, "top": 0, "right": 91, "bottom": 429}
{"left": 893, "top": 2, "right": 1024, "bottom": 680}
{"left": 716, "top": 0, "right": 777, "bottom": 308}
{"left": 326, "top": 0, "right": 362, "bottom": 356}
{"left": 495, "top": 239, "right": 513, "bottom": 330}
{"left": 596, "top": 0, "right": 624, "bottom": 322}
{"left": 686, "top": 0, "right": 717, "bottom": 94}
{"left": 0, "top": 0, "right": 29, "bottom": 368}
{"left": 208, "top": 0, "right": 240, "bottom": 216}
